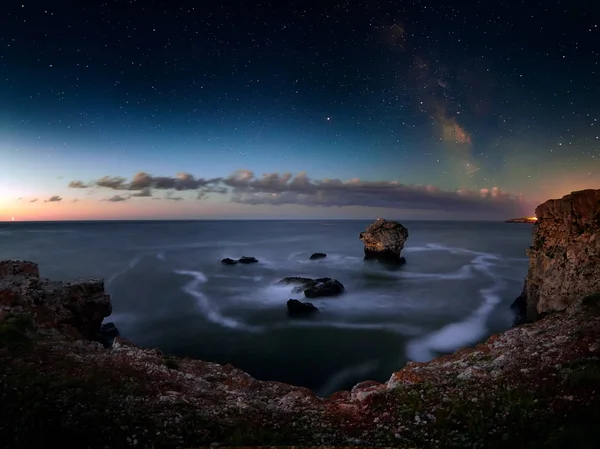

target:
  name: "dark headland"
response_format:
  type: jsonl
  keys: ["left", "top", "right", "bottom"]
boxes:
{"left": 1, "top": 190, "right": 600, "bottom": 448}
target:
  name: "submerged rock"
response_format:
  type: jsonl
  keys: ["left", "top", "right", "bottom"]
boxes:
{"left": 287, "top": 299, "right": 319, "bottom": 317}
{"left": 359, "top": 218, "right": 408, "bottom": 264}
{"left": 513, "top": 189, "right": 600, "bottom": 323}
{"left": 277, "top": 276, "right": 345, "bottom": 298}
{"left": 221, "top": 256, "right": 259, "bottom": 265}
{"left": 309, "top": 252, "right": 327, "bottom": 260}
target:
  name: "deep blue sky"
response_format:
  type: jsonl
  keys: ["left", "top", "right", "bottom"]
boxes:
{"left": 1, "top": 0, "right": 598, "bottom": 220}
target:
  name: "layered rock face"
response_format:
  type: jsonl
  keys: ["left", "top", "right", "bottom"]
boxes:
{"left": 359, "top": 218, "right": 409, "bottom": 264}
{"left": 0, "top": 260, "right": 111, "bottom": 340}
{"left": 514, "top": 189, "right": 600, "bottom": 322}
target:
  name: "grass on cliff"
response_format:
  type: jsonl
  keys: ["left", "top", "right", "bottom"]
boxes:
{"left": 0, "top": 312, "right": 35, "bottom": 349}
{"left": 366, "top": 372, "right": 600, "bottom": 449}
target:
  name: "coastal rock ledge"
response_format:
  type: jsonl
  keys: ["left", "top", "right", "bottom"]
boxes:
{"left": 512, "top": 188, "right": 600, "bottom": 324}
{"left": 1, "top": 255, "right": 600, "bottom": 446}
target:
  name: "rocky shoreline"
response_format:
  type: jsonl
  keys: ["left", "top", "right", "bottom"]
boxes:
{"left": 1, "top": 191, "right": 600, "bottom": 448}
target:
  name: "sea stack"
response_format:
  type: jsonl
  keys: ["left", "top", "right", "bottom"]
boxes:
{"left": 359, "top": 218, "right": 409, "bottom": 264}
{"left": 511, "top": 189, "right": 600, "bottom": 324}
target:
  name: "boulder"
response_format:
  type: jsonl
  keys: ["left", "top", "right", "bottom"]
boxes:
{"left": 287, "top": 299, "right": 319, "bottom": 317}
{"left": 277, "top": 276, "right": 345, "bottom": 298}
{"left": 359, "top": 218, "right": 408, "bottom": 264}
{"left": 512, "top": 189, "right": 600, "bottom": 323}
{"left": 309, "top": 253, "right": 327, "bottom": 260}
{"left": 221, "top": 258, "right": 237, "bottom": 265}
{"left": 304, "top": 278, "right": 345, "bottom": 298}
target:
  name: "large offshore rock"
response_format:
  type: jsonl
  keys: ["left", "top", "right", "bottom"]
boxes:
{"left": 359, "top": 218, "right": 409, "bottom": 264}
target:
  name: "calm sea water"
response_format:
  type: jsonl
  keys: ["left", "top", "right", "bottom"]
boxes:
{"left": 0, "top": 220, "right": 533, "bottom": 395}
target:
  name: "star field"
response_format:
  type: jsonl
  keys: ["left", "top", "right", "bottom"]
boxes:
{"left": 1, "top": 0, "right": 599, "bottom": 220}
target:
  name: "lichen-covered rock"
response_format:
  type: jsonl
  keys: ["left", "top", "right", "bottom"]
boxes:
{"left": 359, "top": 218, "right": 409, "bottom": 264}
{"left": 514, "top": 189, "right": 600, "bottom": 322}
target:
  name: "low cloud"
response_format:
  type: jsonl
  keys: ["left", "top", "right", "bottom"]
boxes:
{"left": 131, "top": 187, "right": 152, "bottom": 197}
{"left": 44, "top": 195, "right": 62, "bottom": 203}
{"left": 29, "top": 198, "right": 38, "bottom": 203}
{"left": 69, "top": 169, "right": 530, "bottom": 217}
{"left": 104, "top": 195, "right": 129, "bottom": 202}
{"left": 68, "top": 180, "right": 89, "bottom": 188}
{"left": 71, "top": 172, "right": 221, "bottom": 192}
{"left": 223, "top": 170, "right": 527, "bottom": 216}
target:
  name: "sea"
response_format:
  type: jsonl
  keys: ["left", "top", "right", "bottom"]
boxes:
{"left": 0, "top": 220, "right": 533, "bottom": 396}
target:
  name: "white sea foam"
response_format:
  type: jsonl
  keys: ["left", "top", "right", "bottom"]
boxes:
{"left": 174, "top": 269, "right": 262, "bottom": 332}
{"left": 106, "top": 255, "right": 144, "bottom": 287}
{"left": 399, "top": 264, "right": 473, "bottom": 281}
{"left": 156, "top": 252, "right": 166, "bottom": 261}
{"left": 316, "top": 360, "right": 379, "bottom": 397}
{"left": 405, "top": 252, "right": 505, "bottom": 362}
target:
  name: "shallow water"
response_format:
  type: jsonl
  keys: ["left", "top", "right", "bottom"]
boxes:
{"left": 0, "top": 219, "right": 533, "bottom": 395}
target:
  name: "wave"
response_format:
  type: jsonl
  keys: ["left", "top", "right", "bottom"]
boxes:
{"left": 398, "top": 264, "right": 473, "bottom": 281}
{"left": 316, "top": 360, "right": 379, "bottom": 397}
{"left": 106, "top": 255, "right": 145, "bottom": 287}
{"left": 174, "top": 269, "right": 261, "bottom": 332}
{"left": 405, "top": 252, "right": 505, "bottom": 362}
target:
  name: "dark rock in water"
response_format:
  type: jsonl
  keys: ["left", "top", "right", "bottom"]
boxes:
{"left": 309, "top": 253, "right": 327, "bottom": 260}
{"left": 510, "top": 289, "right": 529, "bottom": 326}
{"left": 287, "top": 299, "right": 319, "bottom": 317}
{"left": 304, "top": 278, "right": 345, "bottom": 298}
{"left": 222, "top": 256, "right": 259, "bottom": 265}
{"left": 277, "top": 276, "right": 345, "bottom": 298}
{"left": 277, "top": 277, "right": 316, "bottom": 294}
{"left": 96, "top": 322, "right": 120, "bottom": 348}
{"left": 359, "top": 218, "right": 408, "bottom": 264}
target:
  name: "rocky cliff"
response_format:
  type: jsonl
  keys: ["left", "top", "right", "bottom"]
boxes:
{"left": 2, "top": 213, "right": 600, "bottom": 448}
{"left": 513, "top": 189, "right": 600, "bottom": 323}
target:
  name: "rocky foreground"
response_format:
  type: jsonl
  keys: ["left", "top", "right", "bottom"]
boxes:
{"left": 1, "top": 191, "right": 600, "bottom": 448}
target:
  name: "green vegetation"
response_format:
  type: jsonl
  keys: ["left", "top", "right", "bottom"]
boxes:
{"left": 560, "top": 358, "right": 600, "bottom": 388}
{"left": 164, "top": 357, "right": 180, "bottom": 370}
{"left": 0, "top": 312, "right": 35, "bottom": 349}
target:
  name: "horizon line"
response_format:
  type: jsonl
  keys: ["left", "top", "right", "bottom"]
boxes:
{"left": 0, "top": 217, "right": 519, "bottom": 224}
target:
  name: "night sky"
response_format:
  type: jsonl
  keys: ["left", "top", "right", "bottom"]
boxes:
{"left": 1, "top": 0, "right": 598, "bottom": 221}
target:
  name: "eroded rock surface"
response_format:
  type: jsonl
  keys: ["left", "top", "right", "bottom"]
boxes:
{"left": 359, "top": 218, "right": 409, "bottom": 264}
{"left": 1, "top": 260, "right": 599, "bottom": 448}
{"left": 514, "top": 189, "right": 600, "bottom": 322}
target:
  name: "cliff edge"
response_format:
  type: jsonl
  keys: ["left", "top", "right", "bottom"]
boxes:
{"left": 513, "top": 189, "right": 600, "bottom": 323}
